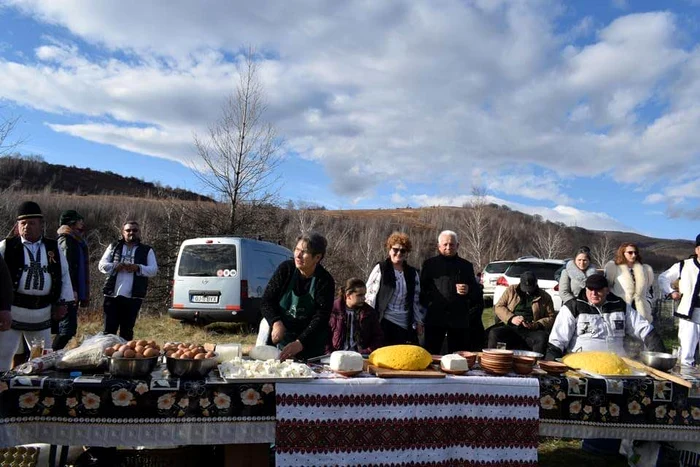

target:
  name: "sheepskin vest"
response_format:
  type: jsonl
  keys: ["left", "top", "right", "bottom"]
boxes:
{"left": 603, "top": 261, "right": 654, "bottom": 322}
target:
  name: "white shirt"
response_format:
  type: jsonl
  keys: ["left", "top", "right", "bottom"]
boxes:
{"left": 99, "top": 243, "right": 158, "bottom": 298}
{"left": 0, "top": 237, "right": 74, "bottom": 324}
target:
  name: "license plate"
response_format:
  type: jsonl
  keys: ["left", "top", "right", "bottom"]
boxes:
{"left": 191, "top": 295, "right": 219, "bottom": 303}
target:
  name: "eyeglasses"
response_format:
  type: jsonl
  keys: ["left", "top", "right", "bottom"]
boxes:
{"left": 391, "top": 247, "right": 407, "bottom": 254}
{"left": 625, "top": 251, "right": 638, "bottom": 256}
{"left": 124, "top": 229, "right": 139, "bottom": 233}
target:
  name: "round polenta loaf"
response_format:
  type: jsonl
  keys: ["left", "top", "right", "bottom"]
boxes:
{"left": 562, "top": 351, "right": 631, "bottom": 375}
{"left": 368, "top": 345, "right": 432, "bottom": 370}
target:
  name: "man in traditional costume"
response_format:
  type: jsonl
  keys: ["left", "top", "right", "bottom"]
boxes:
{"left": 0, "top": 201, "right": 74, "bottom": 371}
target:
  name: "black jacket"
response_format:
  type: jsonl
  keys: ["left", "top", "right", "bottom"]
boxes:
{"left": 260, "top": 260, "right": 335, "bottom": 348}
{"left": 420, "top": 254, "right": 483, "bottom": 328}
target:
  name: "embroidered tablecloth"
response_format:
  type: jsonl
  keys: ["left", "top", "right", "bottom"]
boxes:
{"left": 0, "top": 372, "right": 276, "bottom": 447}
{"left": 538, "top": 373, "right": 700, "bottom": 441}
{"left": 276, "top": 376, "right": 540, "bottom": 467}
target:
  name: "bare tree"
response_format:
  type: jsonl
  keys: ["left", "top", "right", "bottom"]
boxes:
{"left": 192, "top": 49, "right": 282, "bottom": 233}
{"left": 532, "top": 223, "right": 567, "bottom": 259}
{"left": 459, "top": 186, "right": 489, "bottom": 271}
{"left": 591, "top": 233, "right": 615, "bottom": 268}
{"left": 1, "top": 110, "right": 25, "bottom": 156}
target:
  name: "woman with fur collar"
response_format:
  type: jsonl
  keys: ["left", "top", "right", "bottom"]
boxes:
{"left": 558, "top": 246, "right": 597, "bottom": 305}
{"left": 603, "top": 242, "right": 654, "bottom": 322}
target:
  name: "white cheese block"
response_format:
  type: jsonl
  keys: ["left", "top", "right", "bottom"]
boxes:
{"left": 330, "top": 351, "right": 364, "bottom": 372}
{"left": 249, "top": 345, "right": 281, "bottom": 361}
{"left": 440, "top": 354, "right": 468, "bottom": 371}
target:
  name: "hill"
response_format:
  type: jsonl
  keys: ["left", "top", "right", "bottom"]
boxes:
{"left": 0, "top": 155, "right": 214, "bottom": 201}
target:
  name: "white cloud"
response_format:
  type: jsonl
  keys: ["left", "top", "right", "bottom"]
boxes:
{"left": 0, "top": 1, "right": 699, "bottom": 222}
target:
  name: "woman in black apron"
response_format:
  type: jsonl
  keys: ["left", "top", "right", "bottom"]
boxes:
{"left": 260, "top": 233, "right": 335, "bottom": 361}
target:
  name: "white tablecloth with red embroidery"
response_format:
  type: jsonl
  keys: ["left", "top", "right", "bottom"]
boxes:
{"left": 276, "top": 376, "right": 540, "bottom": 467}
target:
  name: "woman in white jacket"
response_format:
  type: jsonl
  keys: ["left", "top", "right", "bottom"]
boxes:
{"left": 603, "top": 242, "right": 655, "bottom": 322}
{"left": 558, "top": 246, "right": 597, "bottom": 305}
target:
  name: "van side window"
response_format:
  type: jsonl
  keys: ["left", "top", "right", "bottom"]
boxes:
{"left": 178, "top": 244, "right": 237, "bottom": 277}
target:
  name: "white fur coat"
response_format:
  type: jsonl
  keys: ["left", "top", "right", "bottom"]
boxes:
{"left": 603, "top": 260, "right": 654, "bottom": 322}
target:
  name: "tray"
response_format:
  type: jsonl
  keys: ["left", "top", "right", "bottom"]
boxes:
{"left": 332, "top": 369, "right": 363, "bottom": 377}
{"left": 217, "top": 364, "right": 314, "bottom": 382}
{"left": 368, "top": 365, "right": 445, "bottom": 379}
{"left": 439, "top": 364, "right": 467, "bottom": 375}
{"left": 577, "top": 369, "right": 647, "bottom": 379}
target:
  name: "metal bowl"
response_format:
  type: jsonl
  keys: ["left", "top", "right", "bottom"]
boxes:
{"left": 512, "top": 350, "right": 544, "bottom": 359}
{"left": 166, "top": 356, "right": 218, "bottom": 378}
{"left": 640, "top": 351, "right": 676, "bottom": 371}
{"left": 109, "top": 356, "right": 159, "bottom": 377}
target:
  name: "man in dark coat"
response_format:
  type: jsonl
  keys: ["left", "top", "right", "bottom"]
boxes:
{"left": 52, "top": 210, "right": 90, "bottom": 350}
{"left": 420, "top": 230, "right": 484, "bottom": 353}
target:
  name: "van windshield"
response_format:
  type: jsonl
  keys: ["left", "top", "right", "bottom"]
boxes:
{"left": 178, "top": 244, "right": 237, "bottom": 277}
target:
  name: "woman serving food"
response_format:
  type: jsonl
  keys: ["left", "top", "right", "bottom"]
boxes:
{"left": 260, "top": 233, "right": 335, "bottom": 361}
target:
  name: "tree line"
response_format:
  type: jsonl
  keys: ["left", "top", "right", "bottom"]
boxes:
{"left": 0, "top": 189, "right": 691, "bottom": 317}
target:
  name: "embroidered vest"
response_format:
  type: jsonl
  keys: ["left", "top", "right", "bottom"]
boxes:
{"left": 4, "top": 236, "right": 62, "bottom": 304}
{"left": 102, "top": 240, "right": 152, "bottom": 298}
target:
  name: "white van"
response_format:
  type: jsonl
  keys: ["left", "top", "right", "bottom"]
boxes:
{"left": 168, "top": 237, "right": 292, "bottom": 325}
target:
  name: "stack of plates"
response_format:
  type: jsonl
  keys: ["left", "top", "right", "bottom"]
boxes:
{"left": 479, "top": 349, "right": 513, "bottom": 375}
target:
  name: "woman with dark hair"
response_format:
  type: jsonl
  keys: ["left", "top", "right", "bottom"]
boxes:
{"left": 558, "top": 246, "right": 597, "bottom": 305}
{"left": 260, "top": 232, "right": 335, "bottom": 360}
{"left": 365, "top": 232, "right": 424, "bottom": 346}
{"left": 603, "top": 242, "right": 654, "bottom": 322}
{"left": 326, "top": 278, "right": 384, "bottom": 354}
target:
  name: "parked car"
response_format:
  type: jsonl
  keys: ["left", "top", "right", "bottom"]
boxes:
{"left": 481, "top": 260, "right": 513, "bottom": 298}
{"left": 168, "top": 237, "right": 292, "bottom": 326}
{"left": 492, "top": 258, "right": 567, "bottom": 311}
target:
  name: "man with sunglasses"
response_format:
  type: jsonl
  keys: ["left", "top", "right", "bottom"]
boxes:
{"left": 419, "top": 230, "right": 484, "bottom": 353}
{"left": 98, "top": 221, "right": 158, "bottom": 340}
{"left": 545, "top": 274, "right": 664, "bottom": 361}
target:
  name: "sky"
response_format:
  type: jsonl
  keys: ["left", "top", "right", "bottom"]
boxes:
{"left": 1, "top": 0, "right": 700, "bottom": 241}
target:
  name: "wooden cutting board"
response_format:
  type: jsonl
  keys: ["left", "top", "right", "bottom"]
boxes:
{"left": 622, "top": 357, "right": 692, "bottom": 388}
{"left": 368, "top": 365, "right": 446, "bottom": 378}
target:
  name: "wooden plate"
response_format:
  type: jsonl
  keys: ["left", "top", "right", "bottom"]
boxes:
{"left": 538, "top": 361, "right": 569, "bottom": 375}
{"left": 332, "top": 369, "right": 363, "bottom": 377}
{"left": 440, "top": 364, "right": 468, "bottom": 375}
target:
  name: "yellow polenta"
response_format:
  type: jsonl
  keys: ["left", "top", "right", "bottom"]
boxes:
{"left": 562, "top": 351, "right": 631, "bottom": 375}
{"left": 368, "top": 345, "right": 432, "bottom": 370}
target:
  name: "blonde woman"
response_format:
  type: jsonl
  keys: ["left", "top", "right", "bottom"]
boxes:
{"left": 603, "top": 243, "right": 654, "bottom": 322}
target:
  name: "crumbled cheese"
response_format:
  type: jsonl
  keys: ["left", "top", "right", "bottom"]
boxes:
{"left": 219, "top": 357, "right": 313, "bottom": 378}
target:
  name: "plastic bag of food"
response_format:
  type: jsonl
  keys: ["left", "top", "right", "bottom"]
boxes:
{"left": 15, "top": 349, "right": 67, "bottom": 374}
{"left": 56, "top": 334, "right": 125, "bottom": 370}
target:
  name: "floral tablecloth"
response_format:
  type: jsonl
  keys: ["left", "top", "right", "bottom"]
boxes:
{"left": 276, "top": 376, "right": 540, "bottom": 467}
{"left": 538, "top": 373, "right": 700, "bottom": 441}
{"left": 0, "top": 371, "right": 276, "bottom": 447}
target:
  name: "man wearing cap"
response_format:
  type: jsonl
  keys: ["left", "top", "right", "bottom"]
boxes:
{"left": 98, "top": 220, "right": 157, "bottom": 340}
{"left": 0, "top": 201, "right": 74, "bottom": 371}
{"left": 658, "top": 234, "right": 700, "bottom": 367}
{"left": 52, "top": 210, "right": 90, "bottom": 350}
{"left": 545, "top": 273, "right": 665, "bottom": 360}
{"left": 488, "top": 271, "right": 555, "bottom": 354}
